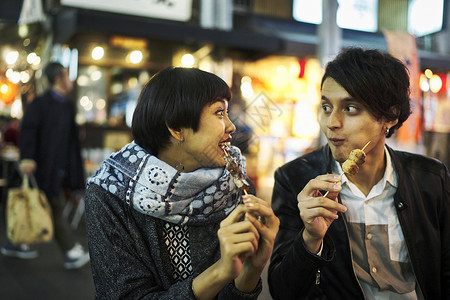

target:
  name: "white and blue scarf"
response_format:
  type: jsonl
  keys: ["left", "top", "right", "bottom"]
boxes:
{"left": 87, "top": 142, "right": 247, "bottom": 225}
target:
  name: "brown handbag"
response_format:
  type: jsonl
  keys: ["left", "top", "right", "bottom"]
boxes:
{"left": 6, "top": 174, "right": 54, "bottom": 244}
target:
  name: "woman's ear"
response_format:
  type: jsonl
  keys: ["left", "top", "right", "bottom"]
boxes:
{"left": 167, "top": 126, "right": 184, "bottom": 142}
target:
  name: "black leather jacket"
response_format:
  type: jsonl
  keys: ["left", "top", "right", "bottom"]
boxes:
{"left": 268, "top": 145, "right": 449, "bottom": 300}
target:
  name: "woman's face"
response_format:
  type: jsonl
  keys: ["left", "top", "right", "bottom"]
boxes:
{"left": 181, "top": 99, "right": 236, "bottom": 170}
{"left": 318, "top": 77, "right": 396, "bottom": 163}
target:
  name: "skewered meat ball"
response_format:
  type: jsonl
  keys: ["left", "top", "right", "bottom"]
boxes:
{"left": 220, "top": 143, "right": 250, "bottom": 193}
{"left": 341, "top": 142, "right": 370, "bottom": 175}
{"left": 342, "top": 159, "right": 359, "bottom": 175}
{"left": 348, "top": 149, "right": 366, "bottom": 165}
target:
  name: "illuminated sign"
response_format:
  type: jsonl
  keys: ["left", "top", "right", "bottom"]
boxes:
{"left": 61, "top": 0, "right": 192, "bottom": 22}
{"left": 293, "top": 0, "right": 378, "bottom": 33}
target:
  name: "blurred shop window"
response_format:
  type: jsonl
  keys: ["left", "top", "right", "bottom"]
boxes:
{"left": 76, "top": 65, "right": 107, "bottom": 125}
{"left": 108, "top": 70, "right": 149, "bottom": 127}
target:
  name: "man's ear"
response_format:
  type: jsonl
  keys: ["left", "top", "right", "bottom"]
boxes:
{"left": 387, "top": 105, "right": 399, "bottom": 128}
{"left": 166, "top": 126, "right": 184, "bottom": 142}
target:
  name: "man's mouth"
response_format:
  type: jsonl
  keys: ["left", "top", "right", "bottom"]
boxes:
{"left": 329, "top": 138, "right": 345, "bottom": 146}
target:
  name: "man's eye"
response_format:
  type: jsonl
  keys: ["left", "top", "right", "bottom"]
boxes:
{"left": 321, "top": 104, "right": 331, "bottom": 112}
{"left": 345, "top": 106, "right": 357, "bottom": 113}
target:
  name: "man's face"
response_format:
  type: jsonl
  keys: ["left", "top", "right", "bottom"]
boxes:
{"left": 318, "top": 77, "right": 389, "bottom": 163}
{"left": 57, "top": 68, "right": 73, "bottom": 95}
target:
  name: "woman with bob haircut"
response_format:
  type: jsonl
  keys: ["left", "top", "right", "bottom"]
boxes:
{"left": 85, "top": 67, "right": 279, "bottom": 299}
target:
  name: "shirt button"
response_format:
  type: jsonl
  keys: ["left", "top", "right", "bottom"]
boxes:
{"left": 366, "top": 233, "right": 373, "bottom": 240}
{"left": 372, "top": 267, "right": 377, "bottom": 273}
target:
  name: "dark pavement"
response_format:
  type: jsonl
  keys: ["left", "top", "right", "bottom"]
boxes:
{"left": 0, "top": 198, "right": 95, "bottom": 300}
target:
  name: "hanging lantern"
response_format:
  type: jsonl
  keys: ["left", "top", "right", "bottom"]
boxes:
{"left": 0, "top": 79, "right": 18, "bottom": 105}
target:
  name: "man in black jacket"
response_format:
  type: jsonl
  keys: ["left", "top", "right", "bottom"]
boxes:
{"left": 268, "top": 48, "right": 449, "bottom": 299}
{"left": 1, "top": 62, "right": 89, "bottom": 269}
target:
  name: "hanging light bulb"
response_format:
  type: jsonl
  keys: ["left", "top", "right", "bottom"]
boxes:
{"left": 92, "top": 47, "right": 104, "bottom": 60}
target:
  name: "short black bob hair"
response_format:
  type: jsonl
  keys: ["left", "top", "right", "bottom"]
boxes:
{"left": 132, "top": 67, "right": 231, "bottom": 155}
{"left": 321, "top": 47, "right": 412, "bottom": 138}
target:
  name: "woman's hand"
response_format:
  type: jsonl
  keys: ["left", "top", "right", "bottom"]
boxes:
{"left": 297, "top": 174, "right": 346, "bottom": 253}
{"left": 192, "top": 198, "right": 279, "bottom": 298}
{"left": 241, "top": 195, "right": 279, "bottom": 270}
{"left": 216, "top": 204, "right": 260, "bottom": 281}
{"left": 234, "top": 195, "right": 280, "bottom": 292}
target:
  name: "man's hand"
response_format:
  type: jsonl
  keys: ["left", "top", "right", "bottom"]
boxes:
{"left": 297, "top": 174, "right": 346, "bottom": 253}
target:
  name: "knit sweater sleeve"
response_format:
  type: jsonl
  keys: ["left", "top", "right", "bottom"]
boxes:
{"left": 85, "top": 183, "right": 196, "bottom": 299}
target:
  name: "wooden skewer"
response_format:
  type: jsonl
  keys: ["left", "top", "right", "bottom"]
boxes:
{"left": 361, "top": 140, "right": 371, "bottom": 152}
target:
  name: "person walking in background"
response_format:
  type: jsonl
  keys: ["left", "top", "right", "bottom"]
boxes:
{"left": 268, "top": 48, "right": 449, "bottom": 299}
{"left": 85, "top": 67, "right": 279, "bottom": 299}
{"left": 1, "top": 62, "right": 90, "bottom": 269}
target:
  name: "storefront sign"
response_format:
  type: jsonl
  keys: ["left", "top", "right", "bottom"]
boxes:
{"left": 61, "top": 0, "right": 192, "bottom": 22}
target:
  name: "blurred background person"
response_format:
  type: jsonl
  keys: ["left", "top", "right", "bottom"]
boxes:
{"left": 1, "top": 62, "right": 90, "bottom": 269}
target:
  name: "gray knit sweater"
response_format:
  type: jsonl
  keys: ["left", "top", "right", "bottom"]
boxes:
{"left": 85, "top": 183, "right": 262, "bottom": 299}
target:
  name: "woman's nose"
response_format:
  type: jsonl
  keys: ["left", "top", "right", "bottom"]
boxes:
{"left": 225, "top": 115, "right": 236, "bottom": 134}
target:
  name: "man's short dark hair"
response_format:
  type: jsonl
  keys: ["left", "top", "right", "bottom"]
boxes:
{"left": 132, "top": 67, "right": 232, "bottom": 155}
{"left": 44, "top": 62, "right": 65, "bottom": 86}
{"left": 321, "top": 47, "right": 412, "bottom": 137}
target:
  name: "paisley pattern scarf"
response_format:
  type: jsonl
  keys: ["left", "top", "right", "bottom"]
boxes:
{"left": 87, "top": 142, "right": 246, "bottom": 225}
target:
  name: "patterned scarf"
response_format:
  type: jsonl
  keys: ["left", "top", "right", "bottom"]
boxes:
{"left": 87, "top": 142, "right": 246, "bottom": 225}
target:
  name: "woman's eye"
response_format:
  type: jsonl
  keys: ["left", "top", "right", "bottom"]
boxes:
{"left": 216, "top": 109, "right": 225, "bottom": 116}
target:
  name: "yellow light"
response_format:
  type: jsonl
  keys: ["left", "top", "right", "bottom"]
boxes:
{"left": 241, "top": 76, "right": 252, "bottom": 84}
{"left": 27, "top": 52, "right": 37, "bottom": 64}
{"left": 95, "top": 98, "right": 106, "bottom": 110}
{"left": 10, "top": 72, "right": 20, "bottom": 84}
{"left": 5, "top": 69, "right": 14, "bottom": 79}
{"left": 32, "top": 56, "right": 41, "bottom": 66}
{"left": 20, "top": 71, "right": 30, "bottom": 83}
{"left": 289, "top": 62, "right": 301, "bottom": 77}
{"left": 420, "top": 80, "right": 430, "bottom": 92}
{"left": 276, "top": 65, "right": 287, "bottom": 74}
{"left": 240, "top": 82, "right": 254, "bottom": 99}
{"left": 129, "top": 50, "right": 143, "bottom": 64}
{"left": 1, "top": 84, "right": 8, "bottom": 94}
{"left": 92, "top": 47, "right": 104, "bottom": 60}
{"left": 18, "top": 24, "right": 28, "bottom": 38}
{"left": 429, "top": 74, "right": 442, "bottom": 93}
{"left": 181, "top": 54, "right": 194, "bottom": 67}
{"left": 5, "top": 51, "right": 19, "bottom": 65}
{"left": 424, "top": 69, "right": 433, "bottom": 79}
{"left": 91, "top": 70, "right": 102, "bottom": 81}
{"left": 128, "top": 77, "right": 138, "bottom": 88}
{"left": 80, "top": 96, "right": 90, "bottom": 107}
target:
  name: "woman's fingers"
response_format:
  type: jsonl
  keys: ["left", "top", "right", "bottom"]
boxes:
{"left": 220, "top": 204, "right": 247, "bottom": 227}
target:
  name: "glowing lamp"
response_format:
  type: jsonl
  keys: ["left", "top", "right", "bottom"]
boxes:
{"left": 0, "top": 79, "right": 18, "bottom": 105}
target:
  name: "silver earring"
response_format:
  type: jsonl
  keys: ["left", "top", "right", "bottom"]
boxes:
{"left": 385, "top": 127, "right": 390, "bottom": 136}
{"left": 175, "top": 139, "right": 184, "bottom": 172}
